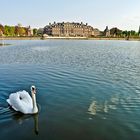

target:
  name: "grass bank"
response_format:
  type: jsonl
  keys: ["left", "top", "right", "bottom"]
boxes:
{"left": 0, "top": 36, "right": 140, "bottom": 41}
{"left": 0, "top": 36, "right": 41, "bottom": 40}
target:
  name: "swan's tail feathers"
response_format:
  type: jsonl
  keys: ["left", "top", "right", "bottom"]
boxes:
{"left": 7, "top": 99, "right": 11, "bottom": 105}
{"left": 6, "top": 99, "right": 18, "bottom": 111}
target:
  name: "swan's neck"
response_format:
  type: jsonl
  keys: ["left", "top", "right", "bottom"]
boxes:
{"left": 31, "top": 92, "right": 38, "bottom": 113}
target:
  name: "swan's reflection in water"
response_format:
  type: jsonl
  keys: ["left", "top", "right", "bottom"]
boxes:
{"left": 34, "top": 113, "right": 39, "bottom": 135}
{"left": 12, "top": 112, "right": 39, "bottom": 135}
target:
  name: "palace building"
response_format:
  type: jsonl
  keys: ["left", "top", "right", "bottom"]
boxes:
{"left": 43, "top": 22, "right": 100, "bottom": 37}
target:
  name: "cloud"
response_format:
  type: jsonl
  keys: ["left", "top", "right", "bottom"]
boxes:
{"left": 123, "top": 15, "right": 140, "bottom": 22}
{"left": 116, "top": 15, "right": 140, "bottom": 30}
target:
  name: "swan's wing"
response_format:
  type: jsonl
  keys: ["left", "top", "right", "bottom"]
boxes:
{"left": 19, "top": 90, "right": 33, "bottom": 106}
{"left": 7, "top": 90, "right": 33, "bottom": 114}
{"left": 7, "top": 92, "right": 22, "bottom": 111}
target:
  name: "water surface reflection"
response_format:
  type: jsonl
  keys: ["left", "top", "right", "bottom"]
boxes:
{"left": 12, "top": 112, "right": 39, "bottom": 135}
{"left": 0, "top": 40, "right": 140, "bottom": 140}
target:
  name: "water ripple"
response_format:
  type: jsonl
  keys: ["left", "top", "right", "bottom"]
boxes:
{"left": 0, "top": 40, "right": 140, "bottom": 139}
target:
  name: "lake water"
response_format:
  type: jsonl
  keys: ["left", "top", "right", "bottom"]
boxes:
{"left": 0, "top": 40, "right": 140, "bottom": 140}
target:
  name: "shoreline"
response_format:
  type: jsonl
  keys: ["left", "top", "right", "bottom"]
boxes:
{"left": 0, "top": 36, "right": 140, "bottom": 41}
{"left": 0, "top": 37, "right": 41, "bottom": 40}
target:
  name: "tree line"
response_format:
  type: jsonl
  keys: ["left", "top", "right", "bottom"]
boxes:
{"left": 106, "top": 27, "right": 140, "bottom": 38}
{"left": 0, "top": 24, "right": 38, "bottom": 37}
{"left": 1, "top": 23, "right": 140, "bottom": 38}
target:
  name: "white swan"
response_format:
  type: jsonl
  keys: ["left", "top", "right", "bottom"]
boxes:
{"left": 7, "top": 86, "right": 38, "bottom": 114}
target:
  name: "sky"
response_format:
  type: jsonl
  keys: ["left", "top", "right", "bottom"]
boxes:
{"left": 0, "top": 0, "right": 140, "bottom": 31}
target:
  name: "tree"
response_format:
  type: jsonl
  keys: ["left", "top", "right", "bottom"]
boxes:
{"left": 37, "top": 28, "right": 44, "bottom": 36}
{"left": 33, "top": 28, "right": 37, "bottom": 36}
{"left": 10, "top": 26, "right": 15, "bottom": 36}
{"left": 14, "top": 26, "right": 26, "bottom": 36}
{"left": 130, "top": 30, "right": 136, "bottom": 36}
{"left": 138, "top": 26, "right": 140, "bottom": 37}
{"left": 4, "top": 25, "right": 15, "bottom": 36}
{"left": 110, "top": 27, "right": 122, "bottom": 37}
{"left": 0, "top": 24, "right": 4, "bottom": 33}
{"left": 4, "top": 25, "right": 10, "bottom": 36}
{"left": 18, "top": 27, "right": 26, "bottom": 36}
{"left": 15, "top": 26, "right": 19, "bottom": 36}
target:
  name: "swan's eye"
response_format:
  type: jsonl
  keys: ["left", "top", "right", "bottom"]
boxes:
{"left": 32, "top": 87, "right": 35, "bottom": 90}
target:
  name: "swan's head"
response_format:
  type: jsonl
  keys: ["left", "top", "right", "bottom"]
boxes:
{"left": 31, "top": 85, "right": 36, "bottom": 94}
